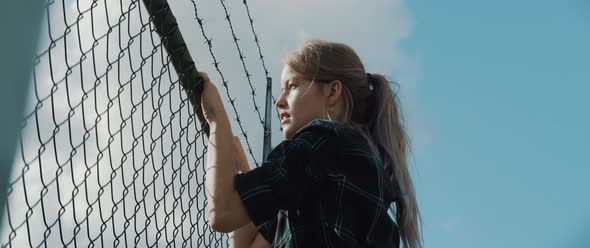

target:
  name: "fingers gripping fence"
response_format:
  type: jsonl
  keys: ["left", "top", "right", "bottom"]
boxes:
{"left": 0, "top": 0, "right": 273, "bottom": 247}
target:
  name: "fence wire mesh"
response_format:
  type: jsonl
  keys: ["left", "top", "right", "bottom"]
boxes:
{"left": 0, "top": 0, "right": 270, "bottom": 247}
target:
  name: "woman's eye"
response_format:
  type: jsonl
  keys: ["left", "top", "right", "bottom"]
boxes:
{"left": 289, "top": 84, "right": 296, "bottom": 89}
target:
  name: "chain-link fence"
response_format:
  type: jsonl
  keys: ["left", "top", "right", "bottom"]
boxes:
{"left": 0, "top": 0, "right": 271, "bottom": 247}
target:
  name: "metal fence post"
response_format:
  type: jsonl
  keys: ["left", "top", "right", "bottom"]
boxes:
{"left": 263, "top": 77, "right": 272, "bottom": 160}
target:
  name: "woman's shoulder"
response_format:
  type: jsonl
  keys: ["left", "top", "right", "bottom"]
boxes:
{"left": 291, "top": 119, "right": 375, "bottom": 160}
{"left": 292, "top": 119, "right": 364, "bottom": 141}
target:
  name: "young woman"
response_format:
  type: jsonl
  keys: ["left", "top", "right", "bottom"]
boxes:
{"left": 199, "top": 40, "right": 421, "bottom": 248}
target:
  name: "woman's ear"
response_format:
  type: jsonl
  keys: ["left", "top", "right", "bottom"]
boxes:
{"left": 326, "top": 80, "right": 343, "bottom": 105}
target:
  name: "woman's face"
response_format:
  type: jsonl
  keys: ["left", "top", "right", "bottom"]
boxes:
{"left": 275, "top": 65, "right": 328, "bottom": 139}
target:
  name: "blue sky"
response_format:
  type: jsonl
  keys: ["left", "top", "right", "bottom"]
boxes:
{"left": 402, "top": 0, "right": 590, "bottom": 247}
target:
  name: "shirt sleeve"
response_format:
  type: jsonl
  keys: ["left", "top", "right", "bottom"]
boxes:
{"left": 233, "top": 131, "right": 323, "bottom": 226}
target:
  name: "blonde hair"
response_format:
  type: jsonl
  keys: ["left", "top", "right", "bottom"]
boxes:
{"left": 283, "top": 40, "right": 422, "bottom": 248}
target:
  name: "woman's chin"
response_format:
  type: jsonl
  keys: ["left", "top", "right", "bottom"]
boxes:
{"left": 282, "top": 127, "right": 294, "bottom": 140}
{"left": 282, "top": 131, "right": 292, "bottom": 140}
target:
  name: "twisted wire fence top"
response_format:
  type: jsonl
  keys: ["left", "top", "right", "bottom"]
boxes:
{"left": 0, "top": 0, "right": 271, "bottom": 247}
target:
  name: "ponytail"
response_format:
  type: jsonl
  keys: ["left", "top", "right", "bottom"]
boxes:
{"left": 364, "top": 73, "right": 421, "bottom": 248}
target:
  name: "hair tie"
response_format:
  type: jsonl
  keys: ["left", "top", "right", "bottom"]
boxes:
{"left": 366, "top": 73, "right": 375, "bottom": 91}
{"left": 366, "top": 72, "right": 377, "bottom": 112}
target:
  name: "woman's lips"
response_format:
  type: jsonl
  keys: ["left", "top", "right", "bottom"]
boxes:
{"left": 280, "top": 113, "right": 290, "bottom": 124}
{"left": 280, "top": 117, "right": 290, "bottom": 124}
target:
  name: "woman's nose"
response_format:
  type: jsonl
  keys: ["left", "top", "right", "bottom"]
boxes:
{"left": 274, "top": 93, "right": 287, "bottom": 109}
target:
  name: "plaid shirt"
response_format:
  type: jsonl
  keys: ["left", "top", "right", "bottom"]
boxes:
{"left": 234, "top": 119, "right": 400, "bottom": 247}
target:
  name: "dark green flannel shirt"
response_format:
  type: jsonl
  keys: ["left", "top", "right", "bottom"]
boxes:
{"left": 234, "top": 119, "right": 400, "bottom": 247}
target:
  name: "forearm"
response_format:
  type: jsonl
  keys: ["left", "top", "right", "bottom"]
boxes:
{"left": 205, "top": 114, "right": 250, "bottom": 232}
{"left": 205, "top": 116, "right": 236, "bottom": 221}
{"left": 206, "top": 116, "right": 236, "bottom": 206}
{"left": 229, "top": 140, "right": 259, "bottom": 247}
